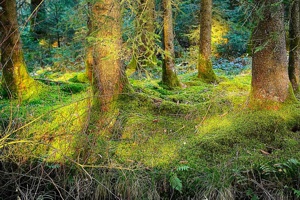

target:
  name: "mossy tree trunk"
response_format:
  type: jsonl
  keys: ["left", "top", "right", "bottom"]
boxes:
{"left": 197, "top": 0, "right": 217, "bottom": 83}
{"left": 288, "top": 0, "right": 300, "bottom": 92}
{"left": 162, "top": 0, "right": 181, "bottom": 88}
{"left": 85, "top": 2, "right": 93, "bottom": 82}
{"left": 30, "top": 0, "right": 46, "bottom": 40}
{"left": 86, "top": 0, "right": 125, "bottom": 129}
{"left": 134, "top": 0, "right": 157, "bottom": 71}
{"left": 0, "top": 0, "right": 37, "bottom": 98}
{"left": 250, "top": 0, "right": 294, "bottom": 107}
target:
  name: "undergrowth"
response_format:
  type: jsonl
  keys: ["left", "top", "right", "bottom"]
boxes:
{"left": 1, "top": 62, "right": 300, "bottom": 199}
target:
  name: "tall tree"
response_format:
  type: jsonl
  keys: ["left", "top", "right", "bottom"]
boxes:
{"left": 197, "top": 0, "right": 217, "bottom": 83}
{"left": 30, "top": 0, "right": 46, "bottom": 40}
{"left": 288, "top": 0, "right": 300, "bottom": 92}
{"left": 0, "top": 0, "right": 37, "bottom": 98}
{"left": 136, "top": 0, "right": 157, "bottom": 70}
{"left": 162, "top": 0, "right": 181, "bottom": 88}
{"left": 250, "top": 0, "right": 294, "bottom": 107}
{"left": 86, "top": 0, "right": 126, "bottom": 128}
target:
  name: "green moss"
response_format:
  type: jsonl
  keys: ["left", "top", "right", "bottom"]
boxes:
{"left": 60, "top": 82, "right": 87, "bottom": 94}
{"left": 249, "top": 84, "right": 297, "bottom": 110}
{"left": 162, "top": 70, "right": 182, "bottom": 89}
{"left": 2, "top": 65, "right": 300, "bottom": 198}
{"left": 68, "top": 72, "right": 89, "bottom": 83}
{"left": 0, "top": 82, "right": 90, "bottom": 162}
{"left": 126, "top": 56, "right": 138, "bottom": 77}
{"left": 156, "top": 100, "right": 196, "bottom": 115}
{"left": 197, "top": 56, "right": 217, "bottom": 83}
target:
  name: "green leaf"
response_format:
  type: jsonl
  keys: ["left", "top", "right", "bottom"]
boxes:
{"left": 254, "top": 45, "right": 265, "bottom": 53}
{"left": 293, "top": 188, "right": 300, "bottom": 198}
{"left": 176, "top": 165, "right": 190, "bottom": 171}
{"left": 169, "top": 173, "right": 183, "bottom": 193}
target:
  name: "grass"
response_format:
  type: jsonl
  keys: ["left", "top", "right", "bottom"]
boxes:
{"left": 1, "top": 62, "right": 300, "bottom": 199}
{"left": 0, "top": 76, "right": 90, "bottom": 162}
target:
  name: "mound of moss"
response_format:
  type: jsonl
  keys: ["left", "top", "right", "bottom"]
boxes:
{"left": 1, "top": 69, "right": 300, "bottom": 199}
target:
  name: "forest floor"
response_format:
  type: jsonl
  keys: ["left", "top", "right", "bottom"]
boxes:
{"left": 1, "top": 57, "right": 300, "bottom": 199}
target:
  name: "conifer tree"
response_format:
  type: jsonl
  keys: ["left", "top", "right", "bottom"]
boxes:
{"left": 162, "top": 0, "right": 181, "bottom": 88}
{"left": 136, "top": 0, "right": 157, "bottom": 70}
{"left": 198, "top": 0, "right": 217, "bottom": 83}
{"left": 31, "top": 0, "right": 46, "bottom": 40}
{"left": 86, "top": 0, "right": 127, "bottom": 128}
{"left": 288, "top": 0, "right": 300, "bottom": 92}
{"left": 0, "top": 0, "right": 38, "bottom": 98}
{"left": 251, "top": 0, "right": 294, "bottom": 107}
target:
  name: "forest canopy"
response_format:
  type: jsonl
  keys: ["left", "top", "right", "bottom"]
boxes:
{"left": 0, "top": 0, "right": 300, "bottom": 199}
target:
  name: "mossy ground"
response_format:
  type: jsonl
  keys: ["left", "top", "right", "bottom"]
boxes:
{"left": 1, "top": 63, "right": 300, "bottom": 199}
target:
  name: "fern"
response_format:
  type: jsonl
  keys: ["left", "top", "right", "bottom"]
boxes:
{"left": 276, "top": 158, "right": 300, "bottom": 176}
{"left": 169, "top": 173, "right": 183, "bottom": 193}
{"left": 287, "top": 159, "right": 300, "bottom": 166}
{"left": 293, "top": 188, "right": 300, "bottom": 198}
{"left": 176, "top": 165, "right": 190, "bottom": 172}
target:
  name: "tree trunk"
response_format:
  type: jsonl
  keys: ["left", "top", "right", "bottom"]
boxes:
{"left": 288, "top": 0, "right": 300, "bottom": 92}
{"left": 133, "top": 0, "right": 157, "bottom": 71}
{"left": 87, "top": 0, "right": 124, "bottom": 128}
{"left": 198, "top": 0, "right": 217, "bottom": 83}
{"left": 85, "top": 2, "right": 93, "bottom": 82}
{"left": 30, "top": 0, "right": 46, "bottom": 40}
{"left": 251, "top": 0, "right": 294, "bottom": 107}
{"left": 0, "top": 0, "right": 37, "bottom": 98}
{"left": 162, "top": 0, "right": 181, "bottom": 88}
{"left": 138, "top": 0, "right": 156, "bottom": 70}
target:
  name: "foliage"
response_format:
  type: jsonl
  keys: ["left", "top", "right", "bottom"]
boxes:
{"left": 216, "top": 26, "right": 251, "bottom": 57}
{"left": 122, "top": 0, "right": 162, "bottom": 70}
{"left": 234, "top": 158, "right": 300, "bottom": 199}
{"left": 169, "top": 172, "right": 183, "bottom": 193}
{"left": 0, "top": 0, "right": 299, "bottom": 199}
{"left": 169, "top": 165, "right": 190, "bottom": 193}
{"left": 174, "top": 0, "right": 200, "bottom": 48}
{"left": 20, "top": 0, "right": 87, "bottom": 72}
{"left": 1, "top": 63, "right": 300, "bottom": 198}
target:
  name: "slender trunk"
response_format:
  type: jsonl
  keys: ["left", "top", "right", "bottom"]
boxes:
{"left": 198, "top": 0, "right": 217, "bottom": 83}
{"left": 85, "top": 2, "right": 93, "bottom": 82}
{"left": 251, "top": 0, "right": 294, "bottom": 108}
{"left": 162, "top": 0, "right": 181, "bottom": 88}
{"left": 87, "top": 0, "right": 124, "bottom": 128}
{"left": 129, "top": 0, "right": 157, "bottom": 71}
{"left": 0, "top": 0, "right": 37, "bottom": 98}
{"left": 134, "top": 0, "right": 157, "bottom": 71}
{"left": 288, "top": 0, "right": 300, "bottom": 92}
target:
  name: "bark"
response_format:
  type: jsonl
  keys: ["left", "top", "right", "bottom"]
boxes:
{"left": 0, "top": 0, "right": 37, "bottom": 98}
{"left": 162, "top": 0, "right": 181, "bottom": 88}
{"left": 135, "top": 0, "right": 157, "bottom": 71}
{"left": 31, "top": 0, "right": 46, "bottom": 40}
{"left": 251, "top": 0, "right": 293, "bottom": 107}
{"left": 198, "top": 0, "right": 217, "bottom": 83}
{"left": 85, "top": 2, "right": 93, "bottom": 82}
{"left": 87, "top": 0, "right": 125, "bottom": 128}
{"left": 288, "top": 0, "right": 300, "bottom": 92}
